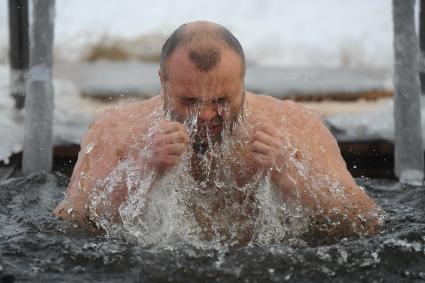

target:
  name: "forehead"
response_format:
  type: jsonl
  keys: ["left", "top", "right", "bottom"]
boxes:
{"left": 164, "top": 46, "right": 243, "bottom": 97}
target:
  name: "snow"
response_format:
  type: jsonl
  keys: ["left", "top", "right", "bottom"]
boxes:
{"left": 0, "top": 0, "right": 419, "bottom": 165}
{"left": 0, "top": 64, "right": 100, "bottom": 163}
{"left": 0, "top": 0, "right": 393, "bottom": 68}
{"left": 326, "top": 98, "right": 425, "bottom": 149}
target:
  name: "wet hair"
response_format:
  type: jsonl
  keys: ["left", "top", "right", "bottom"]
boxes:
{"left": 189, "top": 47, "right": 221, "bottom": 72}
{"left": 159, "top": 23, "right": 246, "bottom": 79}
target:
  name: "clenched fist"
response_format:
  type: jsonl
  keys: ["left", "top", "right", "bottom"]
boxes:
{"left": 251, "top": 122, "right": 286, "bottom": 172}
{"left": 149, "top": 121, "right": 190, "bottom": 174}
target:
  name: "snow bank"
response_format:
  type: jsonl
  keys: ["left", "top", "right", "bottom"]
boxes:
{"left": 0, "top": 0, "right": 393, "bottom": 68}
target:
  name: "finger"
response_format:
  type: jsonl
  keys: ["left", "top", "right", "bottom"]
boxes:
{"left": 255, "top": 123, "right": 281, "bottom": 138}
{"left": 161, "top": 143, "right": 187, "bottom": 156}
{"left": 157, "top": 155, "right": 181, "bottom": 167}
{"left": 157, "top": 131, "right": 189, "bottom": 145}
{"left": 252, "top": 131, "right": 276, "bottom": 147}
{"left": 160, "top": 121, "right": 187, "bottom": 134}
{"left": 252, "top": 141, "right": 271, "bottom": 155}
{"left": 251, "top": 152, "right": 272, "bottom": 168}
{"left": 179, "top": 130, "right": 190, "bottom": 144}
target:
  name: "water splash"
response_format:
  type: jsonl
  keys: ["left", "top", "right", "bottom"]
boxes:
{"left": 83, "top": 102, "right": 382, "bottom": 248}
{"left": 1, "top": 173, "right": 424, "bottom": 282}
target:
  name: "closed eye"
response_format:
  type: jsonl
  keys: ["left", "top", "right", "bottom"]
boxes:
{"left": 180, "top": 97, "right": 198, "bottom": 105}
{"left": 213, "top": 96, "right": 228, "bottom": 105}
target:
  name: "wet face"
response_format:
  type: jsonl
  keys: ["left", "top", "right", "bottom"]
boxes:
{"left": 160, "top": 46, "right": 245, "bottom": 145}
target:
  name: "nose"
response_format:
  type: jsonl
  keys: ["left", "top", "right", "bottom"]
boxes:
{"left": 198, "top": 104, "right": 217, "bottom": 122}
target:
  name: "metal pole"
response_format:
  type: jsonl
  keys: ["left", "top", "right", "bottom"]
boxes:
{"left": 22, "top": 0, "right": 55, "bottom": 175}
{"left": 420, "top": 0, "right": 425, "bottom": 94}
{"left": 392, "top": 0, "right": 424, "bottom": 185}
{"left": 8, "top": 0, "right": 29, "bottom": 109}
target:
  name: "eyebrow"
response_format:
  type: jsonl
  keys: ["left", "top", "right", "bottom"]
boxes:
{"left": 179, "top": 95, "right": 230, "bottom": 104}
{"left": 179, "top": 96, "right": 199, "bottom": 103}
{"left": 212, "top": 95, "right": 229, "bottom": 102}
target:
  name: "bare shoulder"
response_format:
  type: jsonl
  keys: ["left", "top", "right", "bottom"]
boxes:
{"left": 74, "top": 95, "right": 163, "bottom": 163}
{"left": 53, "top": 95, "right": 163, "bottom": 225}
{"left": 90, "top": 96, "right": 162, "bottom": 135}
{"left": 245, "top": 92, "right": 320, "bottom": 127}
{"left": 73, "top": 94, "right": 163, "bottom": 181}
{"left": 245, "top": 91, "right": 340, "bottom": 162}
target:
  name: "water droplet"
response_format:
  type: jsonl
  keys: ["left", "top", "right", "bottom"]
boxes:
{"left": 85, "top": 143, "right": 95, "bottom": 154}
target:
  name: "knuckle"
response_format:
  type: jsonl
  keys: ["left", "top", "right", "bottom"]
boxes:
{"left": 179, "top": 143, "right": 186, "bottom": 151}
{"left": 256, "top": 122, "right": 265, "bottom": 129}
{"left": 252, "top": 141, "right": 261, "bottom": 149}
{"left": 173, "top": 122, "right": 185, "bottom": 130}
{"left": 252, "top": 131, "right": 263, "bottom": 141}
{"left": 264, "top": 123, "right": 273, "bottom": 130}
{"left": 177, "top": 132, "right": 187, "bottom": 142}
{"left": 171, "top": 156, "right": 180, "bottom": 165}
{"left": 184, "top": 132, "right": 190, "bottom": 142}
{"left": 272, "top": 140, "right": 281, "bottom": 150}
{"left": 258, "top": 122, "right": 270, "bottom": 131}
{"left": 158, "top": 121, "right": 168, "bottom": 128}
{"left": 159, "top": 121, "right": 171, "bottom": 131}
{"left": 175, "top": 144, "right": 184, "bottom": 154}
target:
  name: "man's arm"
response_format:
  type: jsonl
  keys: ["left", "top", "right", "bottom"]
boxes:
{"left": 271, "top": 115, "right": 382, "bottom": 239}
{"left": 250, "top": 100, "right": 383, "bottom": 239}
{"left": 53, "top": 119, "right": 126, "bottom": 229}
{"left": 54, "top": 116, "right": 190, "bottom": 230}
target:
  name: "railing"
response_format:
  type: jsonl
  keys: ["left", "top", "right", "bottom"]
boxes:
{"left": 392, "top": 0, "right": 424, "bottom": 185}
{"left": 8, "top": 0, "right": 55, "bottom": 175}
{"left": 5, "top": 1, "right": 425, "bottom": 182}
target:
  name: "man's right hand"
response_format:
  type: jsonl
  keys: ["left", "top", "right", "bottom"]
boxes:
{"left": 149, "top": 121, "right": 190, "bottom": 174}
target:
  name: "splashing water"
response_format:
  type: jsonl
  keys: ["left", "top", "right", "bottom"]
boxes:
{"left": 81, "top": 101, "right": 316, "bottom": 248}
{"left": 82, "top": 100, "right": 383, "bottom": 248}
{"left": 1, "top": 173, "right": 424, "bottom": 282}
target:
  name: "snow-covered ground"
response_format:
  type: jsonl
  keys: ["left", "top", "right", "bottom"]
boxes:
{"left": 0, "top": 0, "right": 393, "bottom": 69}
{"left": 0, "top": 64, "right": 100, "bottom": 163}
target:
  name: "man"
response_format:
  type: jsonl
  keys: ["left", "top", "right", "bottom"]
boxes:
{"left": 54, "top": 21, "right": 382, "bottom": 244}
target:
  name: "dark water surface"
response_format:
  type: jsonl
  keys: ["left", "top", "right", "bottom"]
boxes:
{"left": 1, "top": 173, "right": 424, "bottom": 282}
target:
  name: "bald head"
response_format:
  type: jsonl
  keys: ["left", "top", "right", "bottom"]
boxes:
{"left": 159, "top": 21, "right": 246, "bottom": 79}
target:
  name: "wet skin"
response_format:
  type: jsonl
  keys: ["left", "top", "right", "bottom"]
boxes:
{"left": 54, "top": 44, "right": 382, "bottom": 240}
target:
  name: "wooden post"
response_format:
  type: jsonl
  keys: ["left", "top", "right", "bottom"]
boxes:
{"left": 8, "top": 0, "right": 29, "bottom": 109}
{"left": 392, "top": 0, "right": 424, "bottom": 185}
{"left": 22, "top": 0, "right": 55, "bottom": 175}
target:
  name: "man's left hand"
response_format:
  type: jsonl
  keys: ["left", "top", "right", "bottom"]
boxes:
{"left": 251, "top": 123, "right": 285, "bottom": 172}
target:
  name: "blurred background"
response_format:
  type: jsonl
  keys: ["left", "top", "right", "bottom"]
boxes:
{"left": 0, "top": 0, "right": 393, "bottom": 68}
{"left": 0, "top": 0, "right": 419, "bottom": 179}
